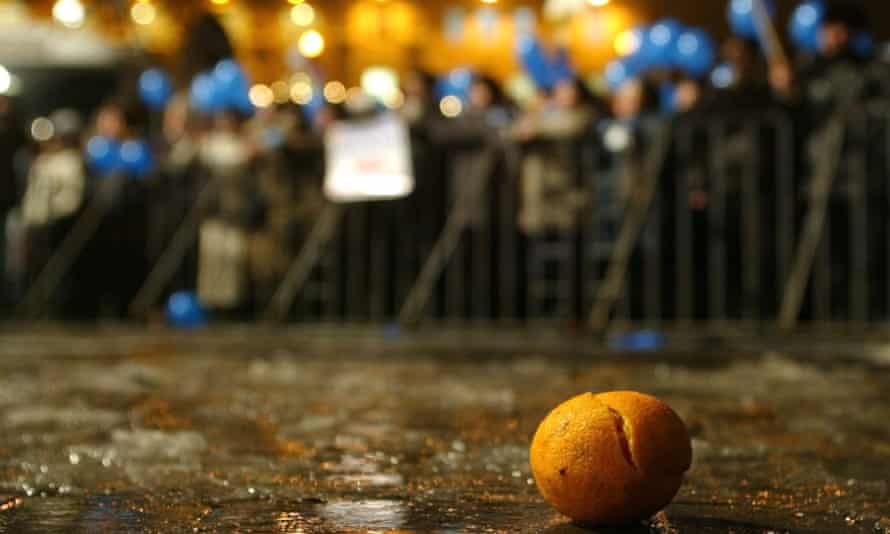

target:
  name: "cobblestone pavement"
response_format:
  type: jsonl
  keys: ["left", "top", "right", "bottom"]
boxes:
{"left": 0, "top": 325, "right": 888, "bottom": 533}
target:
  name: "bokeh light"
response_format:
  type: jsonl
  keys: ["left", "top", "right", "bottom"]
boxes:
{"left": 382, "top": 90, "right": 405, "bottom": 110}
{"left": 360, "top": 67, "right": 399, "bottom": 103}
{"left": 439, "top": 95, "right": 463, "bottom": 118}
{"left": 30, "top": 117, "right": 54, "bottom": 142}
{"left": 614, "top": 29, "right": 641, "bottom": 56}
{"left": 323, "top": 81, "right": 347, "bottom": 104}
{"left": 290, "top": 81, "right": 314, "bottom": 105}
{"left": 271, "top": 81, "right": 290, "bottom": 104}
{"left": 298, "top": 30, "right": 325, "bottom": 58}
{"left": 588, "top": 0, "right": 610, "bottom": 6}
{"left": 290, "top": 3, "right": 315, "bottom": 26}
{"left": 248, "top": 84, "right": 274, "bottom": 108}
{"left": 130, "top": 2, "right": 156, "bottom": 25}
{"left": 52, "top": 0, "right": 85, "bottom": 29}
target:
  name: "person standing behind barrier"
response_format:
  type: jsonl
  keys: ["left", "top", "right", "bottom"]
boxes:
{"left": 512, "top": 78, "right": 598, "bottom": 235}
{"left": 430, "top": 75, "right": 514, "bottom": 226}
{"left": 196, "top": 110, "right": 257, "bottom": 317}
{"left": 18, "top": 110, "right": 86, "bottom": 313}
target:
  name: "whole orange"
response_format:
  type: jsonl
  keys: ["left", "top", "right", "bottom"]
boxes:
{"left": 529, "top": 391, "right": 692, "bottom": 525}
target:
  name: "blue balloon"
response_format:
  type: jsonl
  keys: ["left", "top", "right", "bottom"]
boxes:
{"left": 671, "top": 28, "right": 716, "bottom": 77}
{"left": 646, "top": 19, "right": 684, "bottom": 66}
{"left": 728, "top": 0, "right": 776, "bottom": 39}
{"left": 550, "top": 48, "right": 575, "bottom": 84}
{"left": 710, "top": 62, "right": 737, "bottom": 88}
{"left": 190, "top": 72, "right": 224, "bottom": 114}
{"left": 605, "top": 59, "right": 638, "bottom": 91}
{"left": 138, "top": 68, "right": 173, "bottom": 111}
{"left": 166, "top": 291, "right": 207, "bottom": 329}
{"left": 516, "top": 35, "right": 557, "bottom": 89}
{"left": 789, "top": 0, "right": 825, "bottom": 52}
{"left": 85, "top": 136, "right": 122, "bottom": 176}
{"left": 436, "top": 67, "right": 475, "bottom": 100}
{"left": 119, "top": 139, "right": 155, "bottom": 179}
{"left": 213, "top": 58, "right": 252, "bottom": 112}
{"left": 609, "top": 330, "right": 667, "bottom": 352}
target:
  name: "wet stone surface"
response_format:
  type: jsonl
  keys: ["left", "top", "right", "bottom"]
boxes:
{"left": 0, "top": 326, "right": 888, "bottom": 533}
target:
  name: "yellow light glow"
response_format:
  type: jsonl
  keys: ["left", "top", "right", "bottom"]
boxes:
{"left": 288, "top": 0, "right": 305, "bottom": 3}
{"left": 210, "top": 0, "right": 229, "bottom": 5}
{"left": 298, "top": 30, "right": 325, "bottom": 58}
{"left": 249, "top": 84, "right": 274, "bottom": 108}
{"left": 345, "top": 87, "right": 365, "bottom": 107}
{"left": 52, "top": 0, "right": 85, "bottom": 29}
{"left": 271, "top": 81, "right": 290, "bottom": 104}
{"left": 290, "top": 3, "right": 315, "bottom": 26}
{"left": 614, "top": 29, "right": 641, "bottom": 56}
{"left": 130, "top": 2, "right": 156, "bottom": 25}
{"left": 481, "top": 0, "right": 497, "bottom": 3}
{"left": 588, "top": 0, "right": 610, "bottom": 6}
{"left": 323, "top": 81, "right": 347, "bottom": 104}
{"left": 360, "top": 67, "right": 399, "bottom": 102}
{"left": 382, "top": 89, "right": 405, "bottom": 110}
{"left": 290, "top": 81, "right": 313, "bottom": 105}
{"left": 439, "top": 96, "right": 463, "bottom": 118}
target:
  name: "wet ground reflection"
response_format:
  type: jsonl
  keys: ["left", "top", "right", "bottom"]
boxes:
{"left": 0, "top": 327, "right": 887, "bottom": 532}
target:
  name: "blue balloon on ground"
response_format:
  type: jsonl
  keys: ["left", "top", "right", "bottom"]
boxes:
{"left": 609, "top": 330, "right": 667, "bottom": 352}
{"left": 138, "top": 68, "right": 173, "bottom": 111}
{"left": 190, "top": 72, "right": 224, "bottom": 114}
{"left": 85, "top": 136, "right": 122, "bottom": 176}
{"left": 166, "top": 291, "right": 207, "bottom": 329}
{"left": 119, "top": 139, "right": 155, "bottom": 179}
{"left": 728, "top": 0, "right": 775, "bottom": 39}
{"left": 646, "top": 19, "right": 684, "bottom": 66}
{"left": 671, "top": 28, "right": 716, "bottom": 77}
{"left": 789, "top": 0, "right": 825, "bottom": 52}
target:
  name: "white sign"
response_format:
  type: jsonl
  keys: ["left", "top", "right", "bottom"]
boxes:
{"left": 324, "top": 113, "right": 414, "bottom": 203}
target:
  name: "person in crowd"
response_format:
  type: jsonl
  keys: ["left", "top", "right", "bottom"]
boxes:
{"left": 512, "top": 77, "right": 600, "bottom": 235}
{"left": 400, "top": 69, "right": 438, "bottom": 133}
{"left": 428, "top": 75, "right": 514, "bottom": 223}
{"left": 673, "top": 77, "right": 702, "bottom": 115}
{"left": 21, "top": 109, "right": 85, "bottom": 230}
{"left": 17, "top": 109, "right": 86, "bottom": 313}
{"left": 247, "top": 104, "right": 325, "bottom": 312}
{"left": 701, "top": 37, "right": 778, "bottom": 111}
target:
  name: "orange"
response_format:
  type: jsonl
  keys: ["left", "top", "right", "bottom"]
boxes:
{"left": 529, "top": 391, "right": 692, "bottom": 525}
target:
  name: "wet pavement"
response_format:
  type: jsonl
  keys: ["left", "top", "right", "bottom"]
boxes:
{"left": 0, "top": 325, "right": 888, "bottom": 533}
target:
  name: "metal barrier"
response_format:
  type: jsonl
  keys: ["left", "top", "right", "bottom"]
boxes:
{"left": 11, "top": 103, "right": 890, "bottom": 330}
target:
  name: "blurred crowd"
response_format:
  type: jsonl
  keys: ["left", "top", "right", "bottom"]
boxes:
{"left": 2, "top": 3, "right": 889, "bottom": 321}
